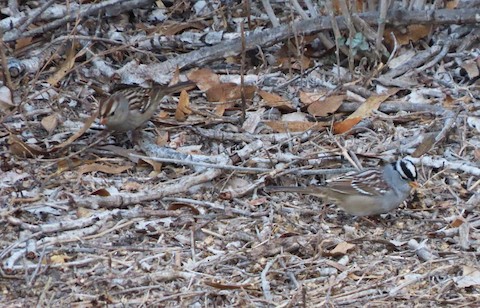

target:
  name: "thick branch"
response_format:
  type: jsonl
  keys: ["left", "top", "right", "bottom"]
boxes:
{"left": 119, "top": 8, "right": 480, "bottom": 82}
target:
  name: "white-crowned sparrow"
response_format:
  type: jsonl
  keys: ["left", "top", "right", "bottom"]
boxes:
{"left": 99, "top": 81, "right": 194, "bottom": 132}
{"left": 265, "top": 158, "right": 418, "bottom": 216}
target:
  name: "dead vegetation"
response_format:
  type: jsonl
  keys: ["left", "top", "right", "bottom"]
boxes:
{"left": 0, "top": 0, "right": 479, "bottom": 306}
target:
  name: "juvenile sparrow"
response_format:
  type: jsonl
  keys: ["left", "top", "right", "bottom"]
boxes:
{"left": 99, "top": 81, "right": 194, "bottom": 132}
{"left": 265, "top": 158, "right": 418, "bottom": 216}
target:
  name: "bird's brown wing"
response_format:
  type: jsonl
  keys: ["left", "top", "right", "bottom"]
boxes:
{"left": 326, "top": 170, "right": 390, "bottom": 197}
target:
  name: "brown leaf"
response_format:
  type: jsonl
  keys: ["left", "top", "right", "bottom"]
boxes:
{"left": 248, "top": 197, "right": 268, "bottom": 206}
{"left": 9, "top": 134, "right": 47, "bottom": 158}
{"left": 259, "top": 90, "right": 294, "bottom": 111}
{"left": 385, "top": 25, "right": 432, "bottom": 47}
{"left": 213, "top": 103, "right": 229, "bottom": 116}
{"left": 445, "top": 0, "right": 459, "bottom": 9}
{"left": 204, "top": 280, "right": 255, "bottom": 290}
{"left": 307, "top": 95, "right": 345, "bottom": 117}
{"left": 51, "top": 112, "right": 97, "bottom": 152}
{"left": 461, "top": 59, "right": 479, "bottom": 79}
{"left": 171, "top": 66, "right": 181, "bottom": 85}
{"left": 299, "top": 90, "right": 328, "bottom": 105}
{"left": 47, "top": 43, "right": 77, "bottom": 86}
{"left": 78, "top": 163, "right": 132, "bottom": 176}
{"left": 411, "top": 133, "right": 436, "bottom": 157}
{"left": 159, "top": 21, "right": 205, "bottom": 35}
{"left": 122, "top": 181, "right": 142, "bottom": 192}
{"left": 350, "top": 88, "right": 398, "bottom": 118}
{"left": 139, "top": 158, "right": 163, "bottom": 173}
{"left": 333, "top": 88, "right": 398, "bottom": 134}
{"left": 91, "top": 188, "right": 111, "bottom": 197}
{"left": 41, "top": 113, "right": 59, "bottom": 134}
{"left": 277, "top": 54, "right": 311, "bottom": 70}
{"left": 56, "top": 158, "right": 85, "bottom": 174}
{"left": 450, "top": 216, "right": 465, "bottom": 228}
{"left": 205, "top": 83, "right": 256, "bottom": 103}
{"left": 332, "top": 117, "right": 361, "bottom": 134}
{"left": 175, "top": 90, "right": 191, "bottom": 121}
{"left": 474, "top": 148, "right": 480, "bottom": 161}
{"left": 168, "top": 203, "right": 200, "bottom": 215}
{"left": 15, "top": 36, "right": 33, "bottom": 50}
{"left": 264, "top": 120, "right": 328, "bottom": 132}
{"left": 188, "top": 68, "right": 220, "bottom": 92}
{"left": 330, "top": 241, "right": 356, "bottom": 255}
{"left": 76, "top": 207, "right": 93, "bottom": 218}
{"left": 11, "top": 195, "right": 42, "bottom": 204}
{"left": 156, "top": 130, "right": 169, "bottom": 146}
{"left": 49, "top": 254, "right": 71, "bottom": 264}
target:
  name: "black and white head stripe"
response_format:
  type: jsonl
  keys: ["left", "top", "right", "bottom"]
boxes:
{"left": 394, "top": 159, "right": 417, "bottom": 182}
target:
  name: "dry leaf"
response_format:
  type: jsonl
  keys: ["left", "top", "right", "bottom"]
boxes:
{"left": 348, "top": 273, "right": 384, "bottom": 280}
{"left": 330, "top": 241, "right": 356, "bottom": 255}
{"left": 248, "top": 197, "right": 267, "bottom": 206}
{"left": 122, "top": 181, "right": 142, "bottom": 192}
{"left": 281, "top": 111, "right": 308, "bottom": 122}
{"left": 76, "top": 207, "right": 92, "bottom": 218}
{"left": 175, "top": 90, "right": 191, "bottom": 121}
{"left": 307, "top": 95, "right": 345, "bottom": 117}
{"left": 454, "top": 266, "right": 480, "bottom": 288}
{"left": 140, "top": 158, "right": 163, "bottom": 173}
{"left": 225, "top": 176, "right": 250, "bottom": 191}
{"left": 206, "top": 83, "right": 256, "bottom": 103}
{"left": 161, "top": 21, "right": 199, "bottom": 35}
{"left": 188, "top": 68, "right": 220, "bottom": 91}
{"left": 51, "top": 113, "right": 97, "bottom": 152}
{"left": 171, "top": 66, "right": 181, "bottom": 85}
{"left": 275, "top": 44, "right": 312, "bottom": 70}
{"left": 204, "top": 280, "right": 254, "bottom": 290}
{"left": 264, "top": 120, "right": 327, "bottom": 132}
{"left": 259, "top": 90, "right": 294, "bottom": 110}
{"left": 168, "top": 203, "right": 200, "bottom": 215}
{"left": 50, "top": 254, "right": 71, "bottom": 264}
{"left": 443, "top": 94, "right": 457, "bottom": 107}
{"left": 461, "top": 59, "right": 479, "bottom": 79}
{"left": 15, "top": 36, "right": 33, "bottom": 50}
{"left": 445, "top": 0, "right": 459, "bottom": 9}
{"left": 9, "top": 134, "right": 47, "bottom": 158}
{"left": 47, "top": 44, "right": 77, "bottom": 85}
{"left": 0, "top": 86, "right": 14, "bottom": 112}
{"left": 156, "top": 130, "right": 169, "bottom": 146}
{"left": 467, "top": 117, "right": 480, "bottom": 133}
{"left": 333, "top": 88, "right": 398, "bottom": 134}
{"left": 214, "top": 103, "right": 227, "bottom": 116}
{"left": 56, "top": 158, "right": 85, "bottom": 174}
{"left": 277, "top": 54, "right": 312, "bottom": 70}
{"left": 474, "top": 148, "right": 480, "bottom": 161}
{"left": 242, "top": 108, "right": 264, "bottom": 133}
{"left": 78, "top": 163, "right": 132, "bottom": 176}
{"left": 385, "top": 25, "right": 432, "bottom": 47}
{"left": 332, "top": 117, "right": 361, "bottom": 134}
{"left": 411, "top": 133, "right": 436, "bottom": 157}
{"left": 91, "top": 188, "right": 111, "bottom": 197}
{"left": 299, "top": 90, "right": 328, "bottom": 105}
{"left": 450, "top": 216, "right": 465, "bottom": 228}
{"left": 41, "top": 113, "right": 59, "bottom": 134}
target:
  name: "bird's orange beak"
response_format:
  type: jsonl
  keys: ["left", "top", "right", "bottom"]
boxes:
{"left": 409, "top": 181, "right": 419, "bottom": 188}
{"left": 100, "top": 117, "right": 107, "bottom": 125}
